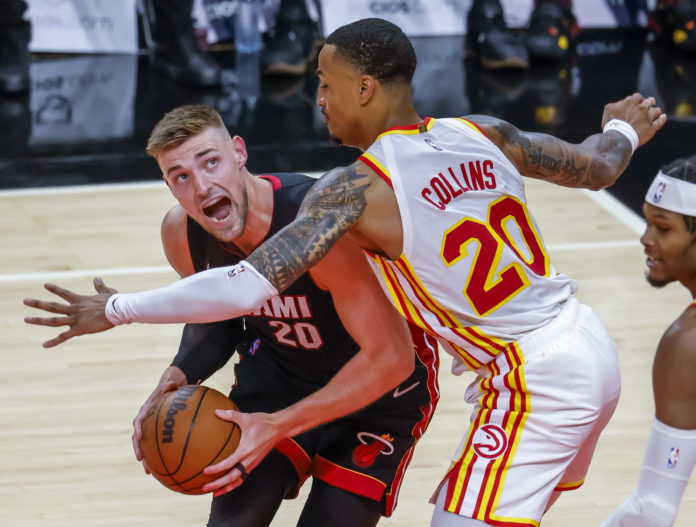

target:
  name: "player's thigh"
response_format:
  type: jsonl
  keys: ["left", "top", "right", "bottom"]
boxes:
{"left": 297, "top": 478, "right": 382, "bottom": 527}
{"left": 207, "top": 450, "right": 298, "bottom": 527}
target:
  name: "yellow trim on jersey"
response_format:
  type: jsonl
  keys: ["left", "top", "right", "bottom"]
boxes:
{"left": 375, "top": 117, "right": 436, "bottom": 141}
{"left": 447, "top": 371, "right": 497, "bottom": 509}
{"left": 555, "top": 478, "right": 585, "bottom": 491}
{"left": 395, "top": 255, "right": 513, "bottom": 359}
{"left": 480, "top": 344, "right": 532, "bottom": 525}
{"left": 372, "top": 255, "right": 431, "bottom": 330}
{"left": 455, "top": 117, "right": 486, "bottom": 136}
{"left": 360, "top": 152, "right": 391, "bottom": 182}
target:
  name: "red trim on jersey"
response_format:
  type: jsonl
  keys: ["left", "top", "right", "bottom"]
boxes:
{"left": 259, "top": 174, "right": 282, "bottom": 190}
{"left": 275, "top": 437, "right": 312, "bottom": 478}
{"left": 691, "top": 302, "right": 696, "bottom": 309}
{"left": 312, "top": 455, "right": 386, "bottom": 501}
{"left": 458, "top": 118, "right": 489, "bottom": 138}
{"left": 379, "top": 116, "right": 432, "bottom": 134}
{"left": 359, "top": 155, "right": 392, "bottom": 188}
{"left": 480, "top": 346, "right": 527, "bottom": 523}
{"left": 384, "top": 328, "right": 441, "bottom": 516}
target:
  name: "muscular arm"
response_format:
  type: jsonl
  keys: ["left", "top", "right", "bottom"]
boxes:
{"left": 469, "top": 114, "right": 632, "bottom": 191}
{"left": 467, "top": 93, "right": 666, "bottom": 191}
{"left": 246, "top": 163, "right": 373, "bottom": 291}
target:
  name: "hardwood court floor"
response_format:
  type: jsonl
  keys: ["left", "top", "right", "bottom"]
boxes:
{"left": 3, "top": 178, "right": 694, "bottom": 526}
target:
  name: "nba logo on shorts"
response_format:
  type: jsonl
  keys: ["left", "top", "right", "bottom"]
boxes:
{"left": 652, "top": 182, "right": 667, "bottom": 204}
{"left": 667, "top": 447, "right": 679, "bottom": 469}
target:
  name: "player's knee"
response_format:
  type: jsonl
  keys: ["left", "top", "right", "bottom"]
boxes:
{"left": 606, "top": 492, "right": 678, "bottom": 527}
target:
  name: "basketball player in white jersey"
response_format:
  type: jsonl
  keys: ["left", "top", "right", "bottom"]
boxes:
{"left": 600, "top": 157, "right": 696, "bottom": 527}
{"left": 24, "top": 18, "right": 667, "bottom": 527}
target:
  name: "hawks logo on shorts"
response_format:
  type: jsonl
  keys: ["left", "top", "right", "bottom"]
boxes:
{"left": 352, "top": 432, "right": 395, "bottom": 468}
{"left": 472, "top": 424, "right": 509, "bottom": 459}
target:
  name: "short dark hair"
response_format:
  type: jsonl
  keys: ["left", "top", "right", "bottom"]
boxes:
{"left": 661, "top": 154, "right": 696, "bottom": 233}
{"left": 325, "top": 18, "right": 416, "bottom": 85}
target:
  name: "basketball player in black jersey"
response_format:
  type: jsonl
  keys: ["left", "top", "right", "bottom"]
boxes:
{"left": 129, "top": 104, "right": 439, "bottom": 526}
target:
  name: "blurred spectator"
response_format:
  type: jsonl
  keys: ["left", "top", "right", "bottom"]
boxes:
{"left": 262, "top": 0, "right": 320, "bottom": 76}
{"left": 0, "top": 0, "right": 30, "bottom": 93}
{"left": 148, "top": 0, "right": 230, "bottom": 88}
{"left": 466, "top": 0, "right": 577, "bottom": 70}
{"left": 650, "top": 0, "right": 696, "bottom": 54}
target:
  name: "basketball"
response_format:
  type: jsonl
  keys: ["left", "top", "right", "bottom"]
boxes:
{"left": 139, "top": 385, "right": 241, "bottom": 495}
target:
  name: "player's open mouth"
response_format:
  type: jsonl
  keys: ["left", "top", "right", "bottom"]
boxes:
{"left": 646, "top": 256, "right": 661, "bottom": 269}
{"left": 203, "top": 197, "right": 233, "bottom": 223}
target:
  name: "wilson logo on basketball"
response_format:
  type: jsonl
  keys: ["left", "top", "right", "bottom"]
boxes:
{"left": 161, "top": 385, "right": 197, "bottom": 444}
{"left": 472, "top": 424, "right": 509, "bottom": 459}
{"left": 352, "top": 432, "right": 395, "bottom": 468}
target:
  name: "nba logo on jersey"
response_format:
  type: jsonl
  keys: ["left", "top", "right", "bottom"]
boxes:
{"left": 423, "top": 138, "right": 443, "bottom": 151}
{"left": 667, "top": 447, "right": 679, "bottom": 469}
{"left": 652, "top": 182, "right": 667, "bottom": 204}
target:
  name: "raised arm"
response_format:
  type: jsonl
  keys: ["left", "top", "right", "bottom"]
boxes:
{"left": 468, "top": 93, "right": 666, "bottom": 190}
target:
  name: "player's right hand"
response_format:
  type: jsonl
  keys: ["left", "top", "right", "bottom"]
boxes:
{"left": 23, "top": 277, "right": 117, "bottom": 348}
{"left": 601, "top": 93, "right": 667, "bottom": 148}
{"left": 132, "top": 366, "right": 187, "bottom": 473}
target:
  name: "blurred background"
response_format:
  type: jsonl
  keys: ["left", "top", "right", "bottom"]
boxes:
{"left": 0, "top": 0, "right": 695, "bottom": 216}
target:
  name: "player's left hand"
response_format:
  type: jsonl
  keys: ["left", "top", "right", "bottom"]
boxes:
{"left": 23, "top": 277, "right": 117, "bottom": 348}
{"left": 201, "top": 409, "right": 288, "bottom": 496}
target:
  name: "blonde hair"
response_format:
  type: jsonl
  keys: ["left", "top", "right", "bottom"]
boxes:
{"left": 146, "top": 104, "right": 227, "bottom": 157}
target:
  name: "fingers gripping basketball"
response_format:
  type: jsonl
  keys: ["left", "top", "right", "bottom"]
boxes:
{"left": 139, "top": 385, "right": 241, "bottom": 495}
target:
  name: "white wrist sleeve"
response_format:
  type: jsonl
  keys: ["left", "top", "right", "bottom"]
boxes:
{"left": 603, "top": 118, "right": 639, "bottom": 153}
{"left": 600, "top": 418, "right": 696, "bottom": 527}
{"left": 104, "top": 261, "right": 278, "bottom": 325}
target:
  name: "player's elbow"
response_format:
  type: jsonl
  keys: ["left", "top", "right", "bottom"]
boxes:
{"left": 584, "top": 160, "right": 618, "bottom": 190}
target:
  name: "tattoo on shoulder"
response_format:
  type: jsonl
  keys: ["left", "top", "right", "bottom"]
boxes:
{"left": 247, "top": 164, "right": 371, "bottom": 291}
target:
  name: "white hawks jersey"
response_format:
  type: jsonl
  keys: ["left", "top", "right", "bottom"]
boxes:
{"left": 359, "top": 117, "right": 577, "bottom": 372}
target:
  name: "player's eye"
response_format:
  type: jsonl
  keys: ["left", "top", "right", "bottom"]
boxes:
{"left": 207, "top": 158, "right": 218, "bottom": 168}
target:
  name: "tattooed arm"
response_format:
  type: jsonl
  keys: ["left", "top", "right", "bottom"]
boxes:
{"left": 467, "top": 93, "right": 666, "bottom": 190}
{"left": 247, "top": 163, "right": 371, "bottom": 291}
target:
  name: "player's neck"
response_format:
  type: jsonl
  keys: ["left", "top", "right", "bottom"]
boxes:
{"left": 360, "top": 93, "right": 421, "bottom": 151}
{"left": 229, "top": 174, "right": 273, "bottom": 256}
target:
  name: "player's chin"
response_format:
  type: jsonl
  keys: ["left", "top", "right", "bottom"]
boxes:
{"left": 644, "top": 271, "right": 673, "bottom": 289}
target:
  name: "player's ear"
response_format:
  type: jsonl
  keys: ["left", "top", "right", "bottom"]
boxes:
{"left": 358, "top": 75, "right": 377, "bottom": 105}
{"left": 231, "top": 135, "right": 248, "bottom": 168}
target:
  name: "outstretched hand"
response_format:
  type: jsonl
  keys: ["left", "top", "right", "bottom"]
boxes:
{"left": 200, "top": 410, "right": 289, "bottom": 497}
{"left": 23, "top": 277, "right": 117, "bottom": 348}
{"left": 601, "top": 93, "right": 667, "bottom": 148}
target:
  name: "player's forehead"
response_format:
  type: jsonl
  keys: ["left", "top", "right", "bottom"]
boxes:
{"left": 317, "top": 44, "right": 357, "bottom": 78}
{"left": 642, "top": 201, "right": 684, "bottom": 223}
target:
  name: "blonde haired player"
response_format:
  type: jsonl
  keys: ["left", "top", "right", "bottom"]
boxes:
{"left": 601, "top": 157, "right": 696, "bottom": 527}
{"left": 24, "top": 18, "right": 667, "bottom": 527}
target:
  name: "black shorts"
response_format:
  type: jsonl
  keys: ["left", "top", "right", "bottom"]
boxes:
{"left": 228, "top": 334, "right": 439, "bottom": 516}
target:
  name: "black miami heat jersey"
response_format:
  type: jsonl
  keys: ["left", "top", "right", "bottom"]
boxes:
{"left": 187, "top": 173, "right": 439, "bottom": 515}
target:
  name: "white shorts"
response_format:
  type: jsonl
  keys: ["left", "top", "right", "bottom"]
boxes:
{"left": 432, "top": 297, "right": 621, "bottom": 526}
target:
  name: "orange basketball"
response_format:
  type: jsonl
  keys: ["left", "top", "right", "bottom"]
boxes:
{"left": 139, "top": 385, "right": 241, "bottom": 495}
